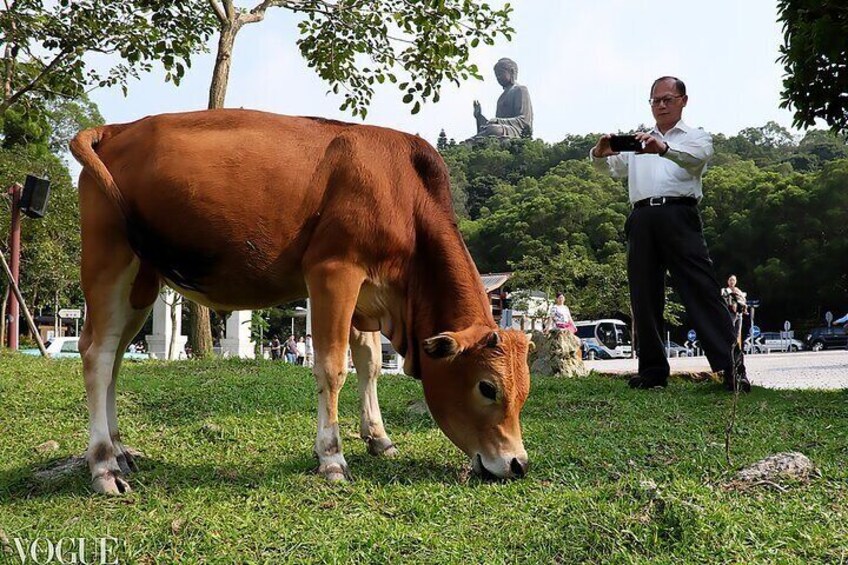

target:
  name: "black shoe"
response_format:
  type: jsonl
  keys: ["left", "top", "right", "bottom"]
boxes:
{"left": 628, "top": 375, "right": 668, "bottom": 389}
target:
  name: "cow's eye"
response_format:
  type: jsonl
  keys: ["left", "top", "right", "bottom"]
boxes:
{"left": 478, "top": 381, "right": 498, "bottom": 401}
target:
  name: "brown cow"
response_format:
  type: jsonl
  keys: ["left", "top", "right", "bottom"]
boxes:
{"left": 70, "top": 109, "right": 530, "bottom": 495}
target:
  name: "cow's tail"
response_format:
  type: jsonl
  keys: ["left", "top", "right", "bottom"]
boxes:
{"left": 69, "top": 125, "right": 129, "bottom": 215}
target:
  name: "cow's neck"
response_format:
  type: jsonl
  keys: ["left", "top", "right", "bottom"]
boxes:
{"left": 410, "top": 219, "right": 494, "bottom": 339}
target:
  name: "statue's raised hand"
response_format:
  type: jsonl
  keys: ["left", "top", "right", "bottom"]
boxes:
{"left": 473, "top": 100, "right": 482, "bottom": 118}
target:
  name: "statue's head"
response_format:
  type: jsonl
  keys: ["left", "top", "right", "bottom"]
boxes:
{"left": 494, "top": 58, "right": 518, "bottom": 88}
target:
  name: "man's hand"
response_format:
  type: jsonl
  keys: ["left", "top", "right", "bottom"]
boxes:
{"left": 473, "top": 100, "right": 482, "bottom": 119}
{"left": 634, "top": 132, "right": 669, "bottom": 155}
{"left": 591, "top": 134, "right": 618, "bottom": 158}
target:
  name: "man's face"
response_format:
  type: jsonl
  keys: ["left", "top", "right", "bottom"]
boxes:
{"left": 650, "top": 79, "right": 687, "bottom": 125}
{"left": 495, "top": 66, "right": 514, "bottom": 88}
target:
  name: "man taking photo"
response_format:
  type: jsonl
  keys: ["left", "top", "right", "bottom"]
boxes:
{"left": 590, "top": 76, "right": 750, "bottom": 393}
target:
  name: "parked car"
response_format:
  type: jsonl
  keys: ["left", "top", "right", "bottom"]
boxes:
{"left": 744, "top": 332, "right": 805, "bottom": 353}
{"left": 20, "top": 337, "right": 148, "bottom": 360}
{"left": 663, "top": 340, "right": 691, "bottom": 358}
{"left": 805, "top": 326, "right": 848, "bottom": 351}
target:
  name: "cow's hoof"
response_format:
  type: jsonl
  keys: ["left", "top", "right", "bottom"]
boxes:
{"left": 115, "top": 449, "right": 138, "bottom": 474}
{"left": 365, "top": 436, "right": 398, "bottom": 458}
{"left": 92, "top": 471, "right": 132, "bottom": 495}
{"left": 317, "top": 462, "right": 350, "bottom": 482}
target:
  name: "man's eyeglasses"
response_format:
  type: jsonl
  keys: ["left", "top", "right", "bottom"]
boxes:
{"left": 649, "top": 95, "right": 684, "bottom": 107}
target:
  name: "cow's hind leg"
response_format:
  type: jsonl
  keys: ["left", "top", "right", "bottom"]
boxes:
{"left": 79, "top": 257, "right": 158, "bottom": 495}
{"left": 306, "top": 263, "right": 365, "bottom": 482}
{"left": 349, "top": 328, "right": 397, "bottom": 457}
{"left": 108, "top": 301, "right": 153, "bottom": 475}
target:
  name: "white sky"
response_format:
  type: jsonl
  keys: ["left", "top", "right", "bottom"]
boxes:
{"left": 87, "top": 0, "right": 794, "bottom": 150}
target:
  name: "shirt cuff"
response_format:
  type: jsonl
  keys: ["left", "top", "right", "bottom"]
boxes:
{"left": 589, "top": 147, "right": 606, "bottom": 162}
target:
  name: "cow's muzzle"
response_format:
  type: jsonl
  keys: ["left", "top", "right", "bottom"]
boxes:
{"left": 474, "top": 453, "right": 529, "bottom": 480}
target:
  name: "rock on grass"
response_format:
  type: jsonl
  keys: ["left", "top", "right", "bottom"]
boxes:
{"left": 734, "top": 452, "right": 819, "bottom": 484}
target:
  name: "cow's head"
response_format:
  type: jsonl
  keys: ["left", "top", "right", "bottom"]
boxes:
{"left": 421, "top": 325, "right": 530, "bottom": 479}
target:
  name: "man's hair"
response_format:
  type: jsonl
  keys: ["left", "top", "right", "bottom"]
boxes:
{"left": 651, "top": 76, "right": 686, "bottom": 97}
{"left": 556, "top": 292, "right": 565, "bottom": 298}
{"left": 494, "top": 57, "right": 518, "bottom": 77}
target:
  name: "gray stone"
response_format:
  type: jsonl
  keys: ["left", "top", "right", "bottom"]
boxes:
{"left": 469, "top": 58, "right": 533, "bottom": 142}
{"left": 406, "top": 399, "right": 431, "bottom": 417}
{"left": 529, "top": 329, "right": 589, "bottom": 378}
{"left": 200, "top": 423, "right": 223, "bottom": 437}
{"left": 34, "top": 440, "right": 59, "bottom": 453}
{"left": 735, "top": 452, "right": 819, "bottom": 483}
{"left": 33, "top": 455, "right": 86, "bottom": 482}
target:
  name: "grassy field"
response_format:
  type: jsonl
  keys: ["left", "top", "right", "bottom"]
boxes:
{"left": 1, "top": 354, "right": 846, "bottom": 563}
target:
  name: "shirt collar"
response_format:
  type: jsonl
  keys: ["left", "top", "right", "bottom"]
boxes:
{"left": 651, "top": 119, "right": 690, "bottom": 136}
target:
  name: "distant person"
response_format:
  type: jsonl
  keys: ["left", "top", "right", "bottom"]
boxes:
{"left": 296, "top": 336, "right": 306, "bottom": 366}
{"left": 590, "top": 75, "right": 749, "bottom": 392}
{"left": 284, "top": 335, "right": 297, "bottom": 364}
{"left": 545, "top": 292, "right": 576, "bottom": 334}
{"left": 128, "top": 342, "right": 137, "bottom": 354}
{"left": 305, "top": 334, "right": 314, "bottom": 367}
{"left": 721, "top": 275, "right": 747, "bottom": 345}
{"left": 270, "top": 335, "right": 281, "bottom": 360}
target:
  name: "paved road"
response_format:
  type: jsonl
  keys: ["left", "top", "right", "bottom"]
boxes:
{"left": 585, "top": 349, "right": 848, "bottom": 390}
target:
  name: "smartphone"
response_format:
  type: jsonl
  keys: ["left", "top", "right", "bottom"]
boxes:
{"left": 609, "top": 135, "right": 643, "bottom": 152}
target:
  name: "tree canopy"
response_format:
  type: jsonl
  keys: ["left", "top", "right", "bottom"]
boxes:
{"left": 777, "top": 1, "right": 848, "bottom": 132}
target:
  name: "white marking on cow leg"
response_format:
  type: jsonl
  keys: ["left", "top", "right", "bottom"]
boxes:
{"left": 350, "top": 329, "right": 397, "bottom": 457}
{"left": 84, "top": 333, "right": 131, "bottom": 495}
{"left": 305, "top": 262, "right": 365, "bottom": 482}
{"left": 313, "top": 376, "right": 348, "bottom": 482}
{"left": 82, "top": 262, "right": 152, "bottom": 495}
{"left": 108, "top": 307, "right": 152, "bottom": 475}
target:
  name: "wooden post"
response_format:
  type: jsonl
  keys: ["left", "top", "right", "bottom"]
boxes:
{"left": 0, "top": 246, "right": 47, "bottom": 356}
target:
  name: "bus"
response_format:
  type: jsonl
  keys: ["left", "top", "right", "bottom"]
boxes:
{"left": 575, "top": 319, "right": 633, "bottom": 360}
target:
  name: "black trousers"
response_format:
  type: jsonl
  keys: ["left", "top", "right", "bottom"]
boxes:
{"left": 626, "top": 203, "right": 739, "bottom": 380}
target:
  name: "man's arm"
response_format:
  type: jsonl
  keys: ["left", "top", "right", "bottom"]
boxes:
{"left": 590, "top": 134, "right": 629, "bottom": 178}
{"left": 635, "top": 130, "right": 714, "bottom": 175}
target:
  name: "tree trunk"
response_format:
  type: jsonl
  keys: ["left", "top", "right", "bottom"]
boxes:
{"left": 168, "top": 295, "right": 180, "bottom": 360}
{"left": 188, "top": 300, "right": 213, "bottom": 358}
{"left": 187, "top": 12, "right": 245, "bottom": 357}
{"left": 208, "top": 23, "right": 238, "bottom": 109}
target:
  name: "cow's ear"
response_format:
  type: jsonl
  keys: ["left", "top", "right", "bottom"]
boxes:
{"left": 485, "top": 331, "right": 501, "bottom": 348}
{"left": 423, "top": 325, "right": 496, "bottom": 359}
{"left": 423, "top": 333, "right": 461, "bottom": 359}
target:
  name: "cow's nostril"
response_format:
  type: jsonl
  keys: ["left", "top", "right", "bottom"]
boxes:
{"left": 510, "top": 457, "right": 527, "bottom": 478}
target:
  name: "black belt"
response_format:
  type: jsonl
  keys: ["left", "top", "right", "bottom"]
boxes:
{"left": 632, "top": 196, "right": 697, "bottom": 209}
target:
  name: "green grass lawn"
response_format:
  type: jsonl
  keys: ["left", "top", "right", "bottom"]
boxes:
{"left": 1, "top": 354, "right": 846, "bottom": 563}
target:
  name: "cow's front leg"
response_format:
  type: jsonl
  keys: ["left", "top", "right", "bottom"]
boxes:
{"left": 306, "top": 263, "right": 365, "bottom": 482}
{"left": 349, "top": 328, "right": 397, "bottom": 457}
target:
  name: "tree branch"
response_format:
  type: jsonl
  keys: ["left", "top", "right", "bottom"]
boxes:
{"left": 208, "top": 0, "right": 227, "bottom": 24}
{"left": 0, "top": 48, "right": 70, "bottom": 113}
{"left": 223, "top": 0, "right": 235, "bottom": 20}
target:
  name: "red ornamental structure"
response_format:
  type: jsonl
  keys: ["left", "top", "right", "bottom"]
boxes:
{"left": 7, "top": 183, "right": 21, "bottom": 350}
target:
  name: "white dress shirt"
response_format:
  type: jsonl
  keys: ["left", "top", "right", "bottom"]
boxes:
{"left": 590, "top": 120, "right": 714, "bottom": 204}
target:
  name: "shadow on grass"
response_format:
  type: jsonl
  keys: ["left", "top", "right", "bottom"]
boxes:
{"left": 0, "top": 448, "right": 469, "bottom": 501}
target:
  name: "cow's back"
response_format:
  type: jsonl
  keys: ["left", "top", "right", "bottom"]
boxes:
{"left": 79, "top": 109, "right": 443, "bottom": 309}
